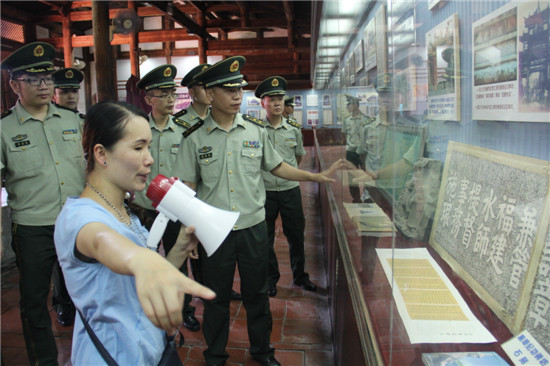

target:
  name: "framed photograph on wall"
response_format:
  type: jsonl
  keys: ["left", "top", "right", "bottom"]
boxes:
{"left": 348, "top": 56, "right": 356, "bottom": 85}
{"left": 355, "top": 40, "right": 364, "bottom": 73}
{"left": 375, "top": 4, "right": 387, "bottom": 74}
{"left": 472, "top": 1, "right": 550, "bottom": 122}
{"left": 294, "top": 95, "right": 303, "bottom": 109}
{"left": 364, "top": 18, "right": 377, "bottom": 71}
{"left": 247, "top": 96, "right": 260, "bottom": 107}
{"left": 322, "top": 94, "right": 331, "bottom": 108}
{"left": 426, "top": 13, "right": 460, "bottom": 121}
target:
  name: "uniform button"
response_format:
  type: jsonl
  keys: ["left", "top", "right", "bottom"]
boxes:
{"left": 251, "top": 153, "right": 255, "bottom": 157}
{"left": 160, "top": 148, "right": 164, "bottom": 152}
{"left": 160, "top": 164, "right": 164, "bottom": 167}
{"left": 234, "top": 225, "right": 238, "bottom": 229}
{"left": 205, "top": 159, "right": 209, "bottom": 163}
{"left": 229, "top": 170, "right": 232, "bottom": 174}
{"left": 22, "top": 147, "right": 27, "bottom": 151}
{"left": 228, "top": 152, "right": 232, "bottom": 156}
{"left": 60, "top": 181, "right": 64, "bottom": 185}
{"left": 49, "top": 141, "right": 53, "bottom": 145}
{"left": 230, "top": 188, "right": 234, "bottom": 192}
{"left": 207, "top": 128, "right": 211, "bottom": 132}
{"left": 56, "top": 161, "right": 60, "bottom": 165}
{"left": 232, "top": 206, "right": 236, "bottom": 210}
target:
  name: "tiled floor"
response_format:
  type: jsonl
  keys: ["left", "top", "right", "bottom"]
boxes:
{"left": 1, "top": 147, "right": 334, "bottom": 366}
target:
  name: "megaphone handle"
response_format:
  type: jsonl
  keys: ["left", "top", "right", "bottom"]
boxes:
{"left": 146, "top": 213, "right": 170, "bottom": 250}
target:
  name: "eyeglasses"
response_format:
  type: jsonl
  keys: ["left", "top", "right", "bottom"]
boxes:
{"left": 150, "top": 93, "right": 178, "bottom": 100}
{"left": 16, "top": 76, "right": 54, "bottom": 87}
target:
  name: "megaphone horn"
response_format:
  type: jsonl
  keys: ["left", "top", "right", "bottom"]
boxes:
{"left": 146, "top": 175, "right": 239, "bottom": 257}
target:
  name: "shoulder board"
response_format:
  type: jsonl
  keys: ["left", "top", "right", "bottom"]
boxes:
{"left": 174, "top": 118, "right": 191, "bottom": 129}
{"left": 242, "top": 114, "right": 265, "bottom": 127}
{"left": 183, "top": 119, "right": 204, "bottom": 138}
{"left": 287, "top": 118, "right": 301, "bottom": 129}
{"left": 173, "top": 109, "right": 188, "bottom": 118}
{"left": 55, "top": 103, "right": 80, "bottom": 115}
{"left": 1, "top": 109, "right": 13, "bottom": 119}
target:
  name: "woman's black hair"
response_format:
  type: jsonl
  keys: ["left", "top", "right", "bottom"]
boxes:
{"left": 82, "top": 101, "right": 148, "bottom": 174}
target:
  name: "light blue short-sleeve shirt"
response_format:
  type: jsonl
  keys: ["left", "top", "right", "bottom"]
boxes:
{"left": 54, "top": 197, "right": 165, "bottom": 365}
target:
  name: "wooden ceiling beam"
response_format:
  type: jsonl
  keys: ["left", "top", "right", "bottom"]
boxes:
{"left": 150, "top": 1, "right": 215, "bottom": 41}
{"left": 206, "top": 17, "right": 287, "bottom": 29}
{"left": 39, "top": 6, "right": 165, "bottom": 23}
{"left": 42, "top": 28, "right": 196, "bottom": 48}
{"left": 71, "top": 1, "right": 92, "bottom": 10}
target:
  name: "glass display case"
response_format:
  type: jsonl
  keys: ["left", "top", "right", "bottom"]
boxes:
{"left": 311, "top": 0, "right": 550, "bottom": 365}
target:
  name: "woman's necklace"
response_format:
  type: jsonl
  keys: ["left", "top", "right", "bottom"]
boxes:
{"left": 86, "top": 183, "right": 149, "bottom": 247}
{"left": 87, "top": 183, "right": 131, "bottom": 226}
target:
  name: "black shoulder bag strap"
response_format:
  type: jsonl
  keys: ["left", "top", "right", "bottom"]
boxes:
{"left": 77, "top": 308, "right": 119, "bottom": 366}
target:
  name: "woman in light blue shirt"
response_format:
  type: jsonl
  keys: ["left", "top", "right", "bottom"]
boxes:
{"left": 54, "top": 101, "right": 215, "bottom": 365}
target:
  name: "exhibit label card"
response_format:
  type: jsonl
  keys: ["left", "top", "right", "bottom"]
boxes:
{"left": 502, "top": 330, "right": 550, "bottom": 366}
{"left": 376, "top": 248, "right": 496, "bottom": 344}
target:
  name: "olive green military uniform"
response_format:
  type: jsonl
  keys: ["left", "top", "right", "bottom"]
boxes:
{"left": 343, "top": 96, "right": 367, "bottom": 202}
{"left": 262, "top": 117, "right": 311, "bottom": 287}
{"left": 173, "top": 104, "right": 208, "bottom": 128}
{"left": 1, "top": 101, "right": 85, "bottom": 365}
{"left": 357, "top": 115, "right": 386, "bottom": 173}
{"left": 51, "top": 67, "right": 85, "bottom": 320}
{"left": 174, "top": 112, "right": 283, "bottom": 364}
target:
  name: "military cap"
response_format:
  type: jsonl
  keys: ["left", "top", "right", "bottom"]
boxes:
{"left": 1, "top": 42, "right": 55, "bottom": 75}
{"left": 284, "top": 96, "right": 295, "bottom": 106}
{"left": 193, "top": 56, "right": 248, "bottom": 88}
{"left": 137, "top": 64, "right": 178, "bottom": 91}
{"left": 52, "top": 68, "right": 83, "bottom": 89}
{"left": 254, "top": 76, "right": 287, "bottom": 98}
{"left": 181, "top": 63, "right": 211, "bottom": 88}
{"left": 345, "top": 94, "right": 361, "bottom": 105}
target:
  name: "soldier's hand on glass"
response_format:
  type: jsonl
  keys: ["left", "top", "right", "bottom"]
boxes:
{"left": 317, "top": 158, "right": 346, "bottom": 183}
{"left": 351, "top": 169, "right": 377, "bottom": 183}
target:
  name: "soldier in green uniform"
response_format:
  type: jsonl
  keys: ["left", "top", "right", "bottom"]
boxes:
{"left": 343, "top": 94, "right": 367, "bottom": 202}
{"left": 173, "top": 56, "right": 342, "bottom": 366}
{"left": 131, "top": 64, "right": 201, "bottom": 332}
{"left": 255, "top": 76, "right": 316, "bottom": 298}
{"left": 174, "top": 63, "right": 211, "bottom": 126}
{"left": 176, "top": 63, "right": 243, "bottom": 301}
{"left": 52, "top": 67, "right": 83, "bottom": 112}
{"left": 1, "top": 42, "right": 85, "bottom": 365}
{"left": 282, "top": 95, "right": 295, "bottom": 120}
{"left": 50, "top": 66, "right": 86, "bottom": 328}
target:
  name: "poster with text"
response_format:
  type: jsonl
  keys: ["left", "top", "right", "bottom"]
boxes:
{"left": 472, "top": 1, "right": 550, "bottom": 122}
{"left": 307, "top": 110, "right": 319, "bottom": 126}
{"left": 426, "top": 13, "right": 460, "bottom": 121}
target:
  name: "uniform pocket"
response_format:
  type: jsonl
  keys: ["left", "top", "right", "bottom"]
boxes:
{"left": 241, "top": 148, "right": 263, "bottom": 175}
{"left": 8, "top": 142, "right": 42, "bottom": 172}
{"left": 62, "top": 134, "right": 83, "bottom": 158}
{"left": 199, "top": 152, "right": 220, "bottom": 181}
